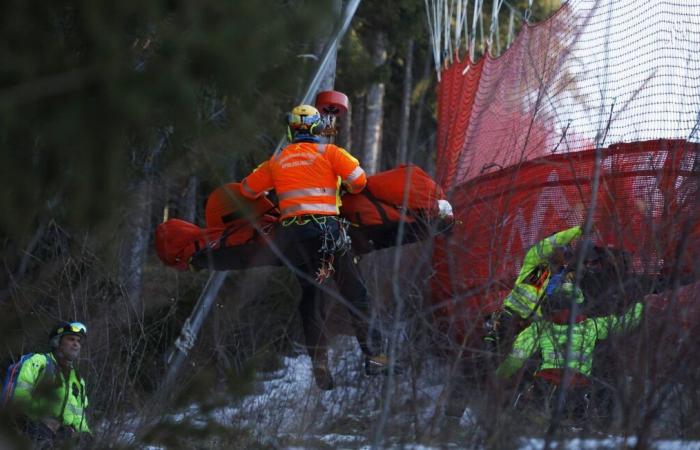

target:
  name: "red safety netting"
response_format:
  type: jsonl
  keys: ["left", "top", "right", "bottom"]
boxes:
{"left": 434, "top": 139, "right": 699, "bottom": 307}
{"left": 432, "top": 0, "right": 700, "bottom": 340}
{"left": 437, "top": 1, "right": 700, "bottom": 190}
{"left": 436, "top": 57, "right": 484, "bottom": 190}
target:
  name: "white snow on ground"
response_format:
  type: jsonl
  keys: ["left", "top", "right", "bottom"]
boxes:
{"left": 201, "top": 336, "right": 466, "bottom": 447}
{"left": 519, "top": 438, "right": 700, "bottom": 450}
{"left": 202, "top": 336, "right": 700, "bottom": 449}
{"left": 115, "top": 336, "right": 700, "bottom": 449}
{"left": 213, "top": 337, "right": 415, "bottom": 434}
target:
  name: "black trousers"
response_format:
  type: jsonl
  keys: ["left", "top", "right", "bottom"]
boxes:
{"left": 22, "top": 421, "right": 90, "bottom": 449}
{"left": 274, "top": 218, "right": 382, "bottom": 363}
{"left": 191, "top": 217, "right": 383, "bottom": 362}
{"left": 516, "top": 377, "right": 591, "bottom": 425}
{"left": 444, "top": 309, "right": 529, "bottom": 418}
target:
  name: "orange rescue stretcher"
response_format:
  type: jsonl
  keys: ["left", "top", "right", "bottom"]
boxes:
{"left": 155, "top": 164, "right": 454, "bottom": 271}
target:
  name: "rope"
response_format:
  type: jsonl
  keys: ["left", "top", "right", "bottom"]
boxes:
{"left": 470, "top": 0, "right": 481, "bottom": 61}
{"left": 443, "top": 0, "right": 451, "bottom": 66}
{"left": 316, "top": 217, "right": 352, "bottom": 283}
{"left": 424, "top": 0, "right": 442, "bottom": 79}
{"left": 453, "top": 0, "right": 469, "bottom": 61}
{"left": 525, "top": 0, "right": 534, "bottom": 22}
{"left": 423, "top": 0, "right": 529, "bottom": 75}
{"left": 478, "top": 0, "right": 485, "bottom": 56}
{"left": 507, "top": 7, "right": 516, "bottom": 47}
{"left": 425, "top": 0, "right": 478, "bottom": 70}
{"left": 452, "top": 0, "right": 461, "bottom": 60}
{"left": 489, "top": 0, "right": 505, "bottom": 54}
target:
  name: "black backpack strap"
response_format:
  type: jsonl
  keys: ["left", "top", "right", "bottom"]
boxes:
{"left": 354, "top": 211, "right": 363, "bottom": 226}
{"left": 360, "top": 190, "right": 392, "bottom": 226}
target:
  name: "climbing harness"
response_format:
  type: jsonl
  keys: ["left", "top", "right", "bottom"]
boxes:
{"left": 318, "top": 216, "right": 352, "bottom": 255}
{"left": 317, "top": 215, "right": 352, "bottom": 283}
{"left": 281, "top": 214, "right": 352, "bottom": 283}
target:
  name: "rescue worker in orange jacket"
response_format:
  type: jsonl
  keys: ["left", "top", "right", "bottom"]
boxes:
{"left": 240, "top": 104, "right": 386, "bottom": 390}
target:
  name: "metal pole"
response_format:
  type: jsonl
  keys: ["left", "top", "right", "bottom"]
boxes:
{"left": 302, "top": 0, "right": 360, "bottom": 105}
{"left": 274, "top": 0, "right": 361, "bottom": 156}
{"left": 159, "top": 271, "right": 228, "bottom": 395}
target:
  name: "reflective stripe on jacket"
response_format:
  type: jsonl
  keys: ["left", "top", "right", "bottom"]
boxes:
{"left": 240, "top": 142, "right": 367, "bottom": 219}
{"left": 503, "top": 225, "right": 582, "bottom": 318}
{"left": 496, "top": 302, "right": 644, "bottom": 379}
{"left": 12, "top": 353, "right": 90, "bottom": 433}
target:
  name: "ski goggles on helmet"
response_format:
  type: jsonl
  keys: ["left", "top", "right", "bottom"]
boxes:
{"left": 56, "top": 322, "right": 87, "bottom": 337}
{"left": 290, "top": 113, "right": 320, "bottom": 127}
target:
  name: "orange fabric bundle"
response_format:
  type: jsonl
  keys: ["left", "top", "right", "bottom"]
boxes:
{"left": 340, "top": 164, "right": 445, "bottom": 226}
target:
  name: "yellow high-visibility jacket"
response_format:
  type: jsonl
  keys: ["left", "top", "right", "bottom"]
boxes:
{"left": 503, "top": 225, "right": 582, "bottom": 318}
{"left": 12, "top": 353, "right": 89, "bottom": 433}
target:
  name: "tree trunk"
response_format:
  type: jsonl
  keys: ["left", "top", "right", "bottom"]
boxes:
{"left": 408, "top": 51, "right": 433, "bottom": 166}
{"left": 119, "top": 128, "right": 170, "bottom": 314}
{"left": 181, "top": 174, "right": 198, "bottom": 224}
{"left": 352, "top": 94, "right": 365, "bottom": 157}
{"left": 120, "top": 179, "right": 151, "bottom": 314}
{"left": 397, "top": 39, "right": 414, "bottom": 165}
{"left": 424, "top": 132, "right": 437, "bottom": 177}
{"left": 362, "top": 31, "right": 388, "bottom": 175}
{"left": 339, "top": 101, "right": 352, "bottom": 149}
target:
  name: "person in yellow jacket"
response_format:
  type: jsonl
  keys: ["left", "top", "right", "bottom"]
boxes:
{"left": 496, "top": 281, "right": 645, "bottom": 425}
{"left": 486, "top": 225, "right": 583, "bottom": 349}
{"left": 240, "top": 104, "right": 387, "bottom": 390}
{"left": 444, "top": 226, "right": 584, "bottom": 422}
{"left": 9, "top": 321, "right": 90, "bottom": 446}
{"left": 503, "top": 225, "right": 583, "bottom": 319}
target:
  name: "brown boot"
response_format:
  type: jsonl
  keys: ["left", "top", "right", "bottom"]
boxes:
{"left": 312, "top": 363, "right": 334, "bottom": 390}
{"left": 364, "top": 353, "right": 404, "bottom": 376}
{"left": 311, "top": 350, "right": 334, "bottom": 390}
{"left": 365, "top": 354, "right": 387, "bottom": 376}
